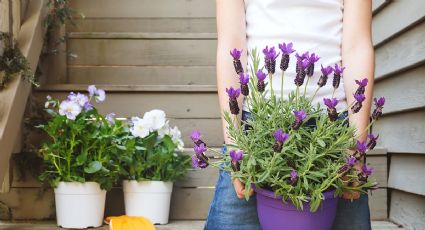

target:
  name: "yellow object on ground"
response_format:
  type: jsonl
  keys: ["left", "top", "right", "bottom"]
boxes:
{"left": 106, "top": 216, "right": 156, "bottom": 230}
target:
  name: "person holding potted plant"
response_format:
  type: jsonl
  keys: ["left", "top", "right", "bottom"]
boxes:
{"left": 38, "top": 85, "right": 123, "bottom": 229}
{"left": 199, "top": 1, "right": 377, "bottom": 229}
{"left": 114, "top": 109, "right": 190, "bottom": 225}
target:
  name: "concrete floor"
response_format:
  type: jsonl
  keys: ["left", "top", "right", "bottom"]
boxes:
{"left": 0, "top": 220, "right": 404, "bottom": 229}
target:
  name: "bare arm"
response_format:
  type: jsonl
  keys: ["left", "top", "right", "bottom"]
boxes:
{"left": 216, "top": 0, "right": 250, "bottom": 199}
{"left": 216, "top": 0, "right": 247, "bottom": 144}
{"left": 342, "top": 0, "right": 374, "bottom": 199}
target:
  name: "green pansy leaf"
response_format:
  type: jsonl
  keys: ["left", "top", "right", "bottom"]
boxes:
{"left": 84, "top": 161, "right": 102, "bottom": 174}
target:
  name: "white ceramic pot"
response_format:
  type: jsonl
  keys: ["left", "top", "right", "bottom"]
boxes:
{"left": 123, "top": 180, "right": 173, "bottom": 224}
{"left": 54, "top": 182, "right": 106, "bottom": 229}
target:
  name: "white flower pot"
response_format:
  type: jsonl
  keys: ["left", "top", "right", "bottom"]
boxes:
{"left": 123, "top": 180, "right": 173, "bottom": 224}
{"left": 54, "top": 182, "right": 106, "bottom": 229}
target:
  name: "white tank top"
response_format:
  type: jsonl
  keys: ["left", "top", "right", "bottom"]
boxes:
{"left": 243, "top": 0, "right": 347, "bottom": 112}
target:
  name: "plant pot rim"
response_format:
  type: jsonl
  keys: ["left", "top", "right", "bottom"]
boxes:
{"left": 254, "top": 185, "right": 335, "bottom": 201}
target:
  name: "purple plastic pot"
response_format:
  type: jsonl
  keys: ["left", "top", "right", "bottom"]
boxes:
{"left": 255, "top": 187, "right": 338, "bottom": 230}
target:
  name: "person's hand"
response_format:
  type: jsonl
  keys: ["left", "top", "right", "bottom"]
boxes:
{"left": 233, "top": 178, "right": 254, "bottom": 199}
{"left": 342, "top": 161, "right": 363, "bottom": 200}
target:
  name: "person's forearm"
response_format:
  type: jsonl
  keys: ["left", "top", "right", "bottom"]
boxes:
{"left": 342, "top": 43, "right": 374, "bottom": 142}
{"left": 216, "top": 0, "right": 247, "bottom": 144}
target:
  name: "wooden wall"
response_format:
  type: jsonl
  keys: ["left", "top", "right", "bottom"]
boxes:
{"left": 372, "top": 0, "right": 425, "bottom": 229}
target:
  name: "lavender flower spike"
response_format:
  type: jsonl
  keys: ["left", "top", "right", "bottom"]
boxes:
{"left": 351, "top": 93, "right": 366, "bottom": 113}
{"left": 191, "top": 130, "right": 206, "bottom": 147}
{"left": 256, "top": 69, "right": 267, "bottom": 93}
{"left": 372, "top": 97, "right": 385, "bottom": 120}
{"left": 292, "top": 110, "right": 307, "bottom": 130}
{"left": 191, "top": 154, "right": 208, "bottom": 169}
{"left": 289, "top": 170, "right": 298, "bottom": 185}
{"left": 347, "top": 155, "right": 356, "bottom": 167}
{"left": 318, "top": 65, "right": 333, "bottom": 87}
{"left": 355, "top": 78, "right": 369, "bottom": 95}
{"left": 306, "top": 53, "right": 320, "bottom": 77}
{"left": 332, "top": 64, "right": 345, "bottom": 89}
{"left": 226, "top": 87, "right": 241, "bottom": 115}
{"left": 359, "top": 164, "right": 374, "bottom": 182}
{"left": 294, "top": 54, "right": 309, "bottom": 86}
{"left": 354, "top": 140, "right": 368, "bottom": 159}
{"left": 279, "top": 42, "right": 295, "bottom": 71}
{"left": 263, "top": 46, "right": 279, "bottom": 74}
{"left": 367, "top": 134, "right": 379, "bottom": 150}
{"left": 230, "top": 48, "right": 244, "bottom": 74}
{"left": 193, "top": 143, "right": 209, "bottom": 167}
{"left": 323, "top": 98, "right": 339, "bottom": 121}
{"left": 230, "top": 150, "right": 244, "bottom": 172}
{"left": 239, "top": 73, "right": 250, "bottom": 96}
{"left": 273, "top": 129, "right": 289, "bottom": 152}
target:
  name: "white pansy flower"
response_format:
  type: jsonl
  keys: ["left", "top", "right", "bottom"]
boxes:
{"left": 170, "top": 126, "right": 184, "bottom": 151}
{"left": 143, "top": 109, "right": 166, "bottom": 131}
{"left": 130, "top": 117, "right": 152, "bottom": 138}
{"left": 59, "top": 100, "right": 82, "bottom": 120}
{"left": 157, "top": 120, "right": 170, "bottom": 138}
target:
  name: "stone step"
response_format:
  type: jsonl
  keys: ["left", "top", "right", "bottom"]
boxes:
{"left": 0, "top": 221, "right": 404, "bottom": 229}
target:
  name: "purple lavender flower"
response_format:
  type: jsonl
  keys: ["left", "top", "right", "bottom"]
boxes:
{"left": 338, "top": 155, "right": 357, "bottom": 174}
{"left": 367, "top": 134, "right": 379, "bottom": 150}
{"left": 347, "top": 155, "right": 356, "bottom": 167}
{"left": 289, "top": 170, "right": 298, "bottom": 185}
{"left": 355, "top": 78, "right": 369, "bottom": 95}
{"left": 355, "top": 140, "right": 368, "bottom": 159}
{"left": 194, "top": 143, "right": 207, "bottom": 155}
{"left": 318, "top": 65, "right": 333, "bottom": 87}
{"left": 332, "top": 64, "right": 345, "bottom": 89}
{"left": 292, "top": 110, "right": 307, "bottom": 130}
{"left": 263, "top": 46, "right": 279, "bottom": 74}
{"left": 294, "top": 54, "right": 309, "bottom": 86}
{"left": 372, "top": 97, "right": 385, "bottom": 120}
{"left": 226, "top": 87, "right": 241, "bottom": 115}
{"left": 351, "top": 94, "right": 366, "bottom": 113}
{"left": 191, "top": 154, "right": 208, "bottom": 169}
{"left": 273, "top": 129, "right": 289, "bottom": 152}
{"left": 279, "top": 42, "right": 295, "bottom": 71}
{"left": 230, "top": 48, "right": 244, "bottom": 74}
{"left": 230, "top": 150, "right": 244, "bottom": 172}
{"left": 106, "top": 113, "right": 116, "bottom": 125}
{"left": 359, "top": 164, "right": 374, "bottom": 182}
{"left": 256, "top": 69, "right": 267, "bottom": 93}
{"left": 191, "top": 130, "right": 206, "bottom": 147}
{"left": 239, "top": 73, "right": 250, "bottom": 96}
{"left": 324, "top": 98, "right": 339, "bottom": 121}
{"left": 306, "top": 53, "right": 320, "bottom": 77}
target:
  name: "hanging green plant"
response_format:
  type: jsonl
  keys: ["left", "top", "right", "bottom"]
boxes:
{"left": 0, "top": 32, "right": 38, "bottom": 90}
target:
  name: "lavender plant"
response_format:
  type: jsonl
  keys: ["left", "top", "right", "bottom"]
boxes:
{"left": 191, "top": 43, "right": 385, "bottom": 212}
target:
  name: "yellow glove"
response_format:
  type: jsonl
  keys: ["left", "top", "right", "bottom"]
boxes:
{"left": 106, "top": 216, "right": 156, "bottom": 230}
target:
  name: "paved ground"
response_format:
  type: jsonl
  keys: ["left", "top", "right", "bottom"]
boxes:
{"left": 0, "top": 220, "right": 403, "bottom": 229}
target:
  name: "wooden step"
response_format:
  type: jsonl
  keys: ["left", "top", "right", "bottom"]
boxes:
{"left": 67, "top": 18, "right": 216, "bottom": 33}
{"left": 67, "top": 38, "right": 217, "bottom": 66}
{"left": 70, "top": 0, "right": 215, "bottom": 18}
{"left": 68, "top": 66, "right": 216, "bottom": 85}
{"left": 67, "top": 32, "right": 217, "bottom": 39}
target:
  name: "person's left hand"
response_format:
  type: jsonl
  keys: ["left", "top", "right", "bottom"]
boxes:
{"left": 342, "top": 160, "right": 363, "bottom": 200}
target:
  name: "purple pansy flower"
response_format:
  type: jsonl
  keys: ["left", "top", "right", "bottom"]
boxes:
{"left": 274, "top": 129, "right": 289, "bottom": 144}
{"left": 87, "top": 85, "right": 106, "bottom": 103}
{"left": 88, "top": 85, "right": 97, "bottom": 97}
{"left": 226, "top": 87, "right": 241, "bottom": 99}
{"left": 278, "top": 42, "right": 295, "bottom": 55}
{"left": 230, "top": 48, "right": 242, "bottom": 60}
{"left": 106, "top": 113, "right": 116, "bottom": 125}
{"left": 230, "top": 150, "right": 244, "bottom": 162}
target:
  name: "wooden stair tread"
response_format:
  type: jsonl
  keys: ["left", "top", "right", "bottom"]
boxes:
{"left": 68, "top": 32, "right": 217, "bottom": 39}
{"left": 37, "top": 84, "right": 217, "bottom": 92}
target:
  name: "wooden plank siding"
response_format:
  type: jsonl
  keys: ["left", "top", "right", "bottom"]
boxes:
{"left": 372, "top": 0, "right": 425, "bottom": 228}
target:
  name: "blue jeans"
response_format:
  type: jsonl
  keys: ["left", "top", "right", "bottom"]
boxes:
{"left": 204, "top": 111, "right": 371, "bottom": 230}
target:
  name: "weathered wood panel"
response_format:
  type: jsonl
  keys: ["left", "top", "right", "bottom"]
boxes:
{"left": 175, "top": 167, "right": 219, "bottom": 188}
{"left": 367, "top": 155, "right": 388, "bottom": 188}
{"left": 170, "top": 187, "right": 214, "bottom": 220}
{"left": 390, "top": 189, "right": 425, "bottom": 230}
{"left": 372, "top": 0, "right": 389, "bottom": 15}
{"left": 67, "top": 39, "right": 217, "bottom": 66}
{"left": 67, "top": 18, "right": 217, "bottom": 33}
{"left": 70, "top": 0, "right": 215, "bottom": 18}
{"left": 0, "top": 188, "right": 54, "bottom": 220}
{"left": 375, "top": 21, "right": 425, "bottom": 80}
{"left": 33, "top": 90, "right": 220, "bottom": 119}
{"left": 374, "top": 64, "right": 425, "bottom": 114}
{"left": 372, "top": 0, "right": 425, "bottom": 46}
{"left": 68, "top": 66, "right": 216, "bottom": 85}
{"left": 369, "top": 188, "right": 388, "bottom": 220}
{"left": 373, "top": 110, "right": 425, "bottom": 154}
{"left": 388, "top": 154, "right": 425, "bottom": 196}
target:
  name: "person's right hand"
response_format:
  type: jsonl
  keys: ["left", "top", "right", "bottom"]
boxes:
{"left": 233, "top": 178, "right": 254, "bottom": 199}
